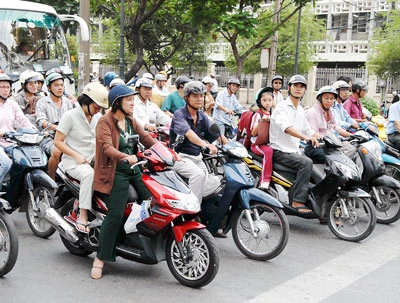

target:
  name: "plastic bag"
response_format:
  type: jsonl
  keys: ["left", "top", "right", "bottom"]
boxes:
{"left": 124, "top": 199, "right": 151, "bottom": 234}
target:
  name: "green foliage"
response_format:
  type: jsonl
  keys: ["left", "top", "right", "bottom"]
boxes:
{"left": 368, "top": 10, "right": 400, "bottom": 80}
{"left": 31, "top": 0, "right": 80, "bottom": 14}
{"left": 361, "top": 96, "right": 380, "bottom": 116}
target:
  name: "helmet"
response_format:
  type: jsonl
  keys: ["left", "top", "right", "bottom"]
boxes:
{"left": 254, "top": 86, "right": 274, "bottom": 107}
{"left": 82, "top": 82, "right": 109, "bottom": 108}
{"left": 135, "top": 78, "right": 153, "bottom": 89}
{"left": 183, "top": 81, "right": 206, "bottom": 97}
{"left": 332, "top": 80, "right": 350, "bottom": 90}
{"left": 202, "top": 76, "right": 214, "bottom": 85}
{"left": 175, "top": 75, "right": 191, "bottom": 89}
{"left": 35, "top": 72, "right": 45, "bottom": 83}
{"left": 271, "top": 75, "right": 283, "bottom": 84}
{"left": 143, "top": 72, "right": 154, "bottom": 80}
{"left": 109, "top": 78, "right": 125, "bottom": 88}
{"left": 159, "top": 71, "right": 168, "bottom": 78}
{"left": 45, "top": 68, "right": 63, "bottom": 78}
{"left": 288, "top": 74, "right": 307, "bottom": 86}
{"left": 352, "top": 80, "right": 368, "bottom": 92}
{"left": 20, "top": 70, "right": 41, "bottom": 84}
{"left": 104, "top": 71, "right": 119, "bottom": 87}
{"left": 0, "top": 73, "right": 12, "bottom": 85}
{"left": 227, "top": 78, "right": 241, "bottom": 86}
{"left": 155, "top": 73, "right": 167, "bottom": 81}
{"left": 316, "top": 86, "right": 338, "bottom": 100}
{"left": 45, "top": 72, "right": 64, "bottom": 87}
{"left": 108, "top": 85, "right": 138, "bottom": 107}
{"left": 393, "top": 91, "right": 398, "bottom": 96}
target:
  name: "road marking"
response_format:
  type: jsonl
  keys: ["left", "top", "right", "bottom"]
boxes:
{"left": 246, "top": 227, "right": 400, "bottom": 303}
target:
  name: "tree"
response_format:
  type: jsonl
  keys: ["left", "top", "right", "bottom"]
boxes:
{"left": 224, "top": 4, "right": 324, "bottom": 77}
{"left": 217, "top": 0, "right": 315, "bottom": 79}
{"left": 368, "top": 10, "right": 400, "bottom": 80}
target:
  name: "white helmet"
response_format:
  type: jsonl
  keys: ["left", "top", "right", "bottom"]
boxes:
{"left": 202, "top": 76, "right": 214, "bottom": 85}
{"left": 143, "top": 72, "right": 154, "bottom": 80}
{"left": 135, "top": 78, "right": 153, "bottom": 89}
{"left": 154, "top": 73, "right": 167, "bottom": 81}
{"left": 110, "top": 78, "right": 125, "bottom": 88}
{"left": 20, "top": 70, "right": 41, "bottom": 84}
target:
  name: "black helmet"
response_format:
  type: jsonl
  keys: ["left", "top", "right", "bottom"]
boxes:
{"left": 227, "top": 78, "right": 241, "bottom": 86}
{"left": 255, "top": 86, "right": 273, "bottom": 108}
{"left": 183, "top": 81, "right": 206, "bottom": 97}
{"left": 288, "top": 74, "right": 307, "bottom": 87}
{"left": 271, "top": 75, "right": 283, "bottom": 84}
{"left": 175, "top": 75, "right": 191, "bottom": 89}
{"left": 352, "top": 80, "right": 368, "bottom": 92}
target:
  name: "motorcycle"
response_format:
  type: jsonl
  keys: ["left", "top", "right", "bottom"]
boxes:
{"left": 347, "top": 130, "right": 400, "bottom": 224}
{"left": 47, "top": 139, "right": 219, "bottom": 288}
{"left": 0, "top": 194, "right": 18, "bottom": 277}
{"left": 2, "top": 127, "right": 57, "bottom": 238}
{"left": 200, "top": 125, "right": 289, "bottom": 261}
{"left": 244, "top": 134, "right": 377, "bottom": 242}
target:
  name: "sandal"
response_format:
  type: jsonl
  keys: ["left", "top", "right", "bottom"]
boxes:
{"left": 91, "top": 265, "right": 103, "bottom": 280}
{"left": 76, "top": 220, "right": 90, "bottom": 234}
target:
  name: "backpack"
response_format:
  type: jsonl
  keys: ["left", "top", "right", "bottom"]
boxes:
{"left": 236, "top": 109, "right": 262, "bottom": 148}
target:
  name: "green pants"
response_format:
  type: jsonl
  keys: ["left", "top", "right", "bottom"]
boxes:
{"left": 96, "top": 168, "right": 151, "bottom": 262}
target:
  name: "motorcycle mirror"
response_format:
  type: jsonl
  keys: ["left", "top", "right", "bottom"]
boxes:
{"left": 210, "top": 123, "right": 220, "bottom": 134}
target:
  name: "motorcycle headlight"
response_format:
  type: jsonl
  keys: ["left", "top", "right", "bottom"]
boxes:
{"left": 336, "top": 161, "right": 360, "bottom": 180}
{"left": 165, "top": 188, "right": 200, "bottom": 212}
{"left": 225, "top": 141, "right": 249, "bottom": 158}
{"left": 15, "top": 133, "right": 44, "bottom": 144}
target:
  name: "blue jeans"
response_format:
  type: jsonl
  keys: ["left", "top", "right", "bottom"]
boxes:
{"left": 0, "top": 146, "right": 13, "bottom": 190}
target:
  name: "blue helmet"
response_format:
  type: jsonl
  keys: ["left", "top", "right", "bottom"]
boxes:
{"left": 104, "top": 71, "right": 119, "bottom": 87}
{"left": 45, "top": 72, "right": 64, "bottom": 87}
{"left": 108, "top": 85, "right": 138, "bottom": 108}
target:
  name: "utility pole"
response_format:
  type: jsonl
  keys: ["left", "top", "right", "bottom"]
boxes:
{"left": 119, "top": 0, "right": 125, "bottom": 79}
{"left": 294, "top": 7, "right": 301, "bottom": 74}
{"left": 267, "top": 0, "right": 280, "bottom": 82}
{"left": 78, "top": 0, "right": 90, "bottom": 94}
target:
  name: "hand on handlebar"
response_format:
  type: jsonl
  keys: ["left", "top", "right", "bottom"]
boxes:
{"left": 306, "top": 136, "right": 320, "bottom": 147}
{"left": 125, "top": 155, "right": 138, "bottom": 165}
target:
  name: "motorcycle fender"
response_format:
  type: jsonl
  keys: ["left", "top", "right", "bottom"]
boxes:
{"left": 239, "top": 187, "right": 283, "bottom": 209}
{"left": 339, "top": 188, "right": 371, "bottom": 198}
{"left": 382, "top": 153, "right": 400, "bottom": 165}
{"left": 370, "top": 174, "right": 400, "bottom": 188}
{"left": 172, "top": 221, "right": 206, "bottom": 242}
{"left": 0, "top": 197, "right": 12, "bottom": 212}
{"left": 25, "top": 169, "right": 58, "bottom": 191}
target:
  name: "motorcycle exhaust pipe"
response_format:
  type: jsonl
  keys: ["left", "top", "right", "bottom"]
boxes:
{"left": 45, "top": 208, "right": 79, "bottom": 243}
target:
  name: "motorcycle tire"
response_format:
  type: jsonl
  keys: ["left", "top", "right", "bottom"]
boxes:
{"left": 328, "top": 197, "right": 376, "bottom": 242}
{"left": 59, "top": 198, "right": 92, "bottom": 256}
{"left": 232, "top": 202, "right": 289, "bottom": 261}
{"left": 370, "top": 186, "right": 400, "bottom": 224}
{"left": 384, "top": 163, "right": 400, "bottom": 182}
{"left": 166, "top": 228, "right": 219, "bottom": 288}
{"left": 0, "top": 211, "right": 19, "bottom": 277}
{"left": 26, "top": 184, "right": 56, "bottom": 239}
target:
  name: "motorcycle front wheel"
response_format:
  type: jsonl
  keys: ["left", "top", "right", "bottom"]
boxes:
{"left": 328, "top": 197, "right": 376, "bottom": 242}
{"left": 166, "top": 228, "right": 219, "bottom": 288}
{"left": 370, "top": 186, "right": 400, "bottom": 224}
{"left": 232, "top": 202, "right": 289, "bottom": 261}
{"left": 26, "top": 185, "right": 56, "bottom": 238}
{"left": 0, "top": 211, "right": 19, "bottom": 277}
{"left": 384, "top": 163, "right": 400, "bottom": 181}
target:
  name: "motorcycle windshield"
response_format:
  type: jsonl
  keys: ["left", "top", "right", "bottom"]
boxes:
{"left": 149, "top": 141, "right": 175, "bottom": 166}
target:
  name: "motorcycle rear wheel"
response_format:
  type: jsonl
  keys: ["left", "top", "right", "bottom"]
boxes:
{"left": 0, "top": 211, "right": 19, "bottom": 277}
{"left": 232, "top": 202, "right": 289, "bottom": 261}
{"left": 60, "top": 198, "right": 92, "bottom": 256}
{"left": 166, "top": 228, "right": 219, "bottom": 288}
{"left": 328, "top": 197, "right": 376, "bottom": 242}
{"left": 26, "top": 185, "right": 56, "bottom": 238}
{"left": 370, "top": 186, "right": 400, "bottom": 224}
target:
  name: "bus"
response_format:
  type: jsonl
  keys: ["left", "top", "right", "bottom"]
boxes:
{"left": 0, "top": 0, "right": 89, "bottom": 95}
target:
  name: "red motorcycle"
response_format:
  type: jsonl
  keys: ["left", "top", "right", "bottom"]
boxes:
{"left": 45, "top": 139, "right": 219, "bottom": 288}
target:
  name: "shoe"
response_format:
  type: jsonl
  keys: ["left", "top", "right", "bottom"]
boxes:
{"left": 214, "top": 229, "right": 228, "bottom": 238}
{"left": 259, "top": 182, "right": 270, "bottom": 190}
{"left": 91, "top": 265, "right": 103, "bottom": 280}
{"left": 76, "top": 220, "right": 90, "bottom": 234}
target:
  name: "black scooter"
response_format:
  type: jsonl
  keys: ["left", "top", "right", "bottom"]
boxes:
{"left": 2, "top": 128, "right": 57, "bottom": 238}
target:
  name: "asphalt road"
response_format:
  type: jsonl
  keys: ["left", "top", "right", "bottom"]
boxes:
{"left": 1, "top": 212, "right": 400, "bottom": 303}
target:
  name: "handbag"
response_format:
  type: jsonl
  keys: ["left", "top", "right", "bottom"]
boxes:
{"left": 254, "top": 113, "right": 270, "bottom": 146}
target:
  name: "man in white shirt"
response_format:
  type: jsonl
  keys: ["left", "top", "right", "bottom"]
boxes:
{"left": 133, "top": 78, "right": 171, "bottom": 131}
{"left": 271, "top": 75, "right": 284, "bottom": 106}
{"left": 270, "top": 75, "right": 319, "bottom": 214}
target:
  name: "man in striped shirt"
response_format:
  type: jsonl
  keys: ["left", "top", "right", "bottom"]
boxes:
{"left": 269, "top": 75, "right": 319, "bottom": 214}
